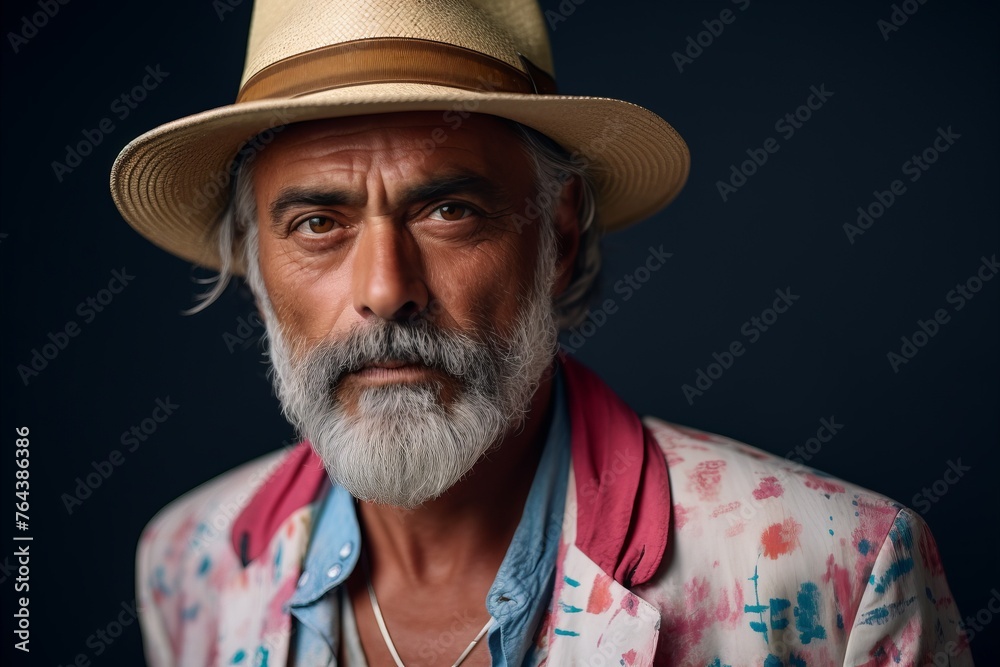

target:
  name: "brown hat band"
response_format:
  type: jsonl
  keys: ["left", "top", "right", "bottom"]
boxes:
{"left": 236, "top": 37, "right": 558, "bottom": 103}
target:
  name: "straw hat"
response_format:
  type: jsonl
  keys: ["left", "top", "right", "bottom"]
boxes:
{"left": 109, "top": 0, "right": 690, "bottom": 273}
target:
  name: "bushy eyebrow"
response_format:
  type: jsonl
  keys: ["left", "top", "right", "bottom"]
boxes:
{"left": 400, "top": 171, "right": 507, "bottom": 206}
{"left": 269, "top": 187, "right": 362, "bottom": 225}
{"left": 268, "top": 168, "right": 510, "bottom": 230}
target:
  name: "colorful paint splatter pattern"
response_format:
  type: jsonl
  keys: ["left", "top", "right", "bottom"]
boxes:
{"left": 136, "top": 419, "right": 971, "bottom": 666}
{"left": 536, "top": 419, "right": 971, "bottom": 666}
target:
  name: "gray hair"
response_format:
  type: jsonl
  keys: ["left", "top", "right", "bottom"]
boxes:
{"left": 190, "top": 120, "right": 602, "bottom": 330}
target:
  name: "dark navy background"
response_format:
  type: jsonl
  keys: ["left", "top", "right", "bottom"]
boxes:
{"left": 2, "top": 0, "right": 997, "bottom": 664}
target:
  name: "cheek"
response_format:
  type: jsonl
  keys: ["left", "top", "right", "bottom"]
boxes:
{"left": 258, "top": 237, "right": 354, "bottom": 341}
{"left": 422, "top": 234, "right": 537, "bottom": 330}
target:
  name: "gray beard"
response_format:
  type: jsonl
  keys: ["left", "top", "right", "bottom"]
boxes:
{"left": 254, "top": 263, "right": 558, "bottom": 509}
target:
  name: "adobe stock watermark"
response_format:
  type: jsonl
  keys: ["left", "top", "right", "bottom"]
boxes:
{"left": 543, "top": 0, "right": 590, "bottom": 31}
{"left": 16, "top": 267, "right": 135, "bottom": 386}
{"left": 671, "top": 0, "right": 752, "bottom": 73}
{"left": 54, "top": 599, "right": 140, "bottom": 667}
{"left": 716, "top": 84, "right": 834, "bottom": 202}
{"left": 416, "top": 64, "right": 575, "bottom": 161}
{"left": 61, "top": 396, "right": 180, "bottom": 514}
{"left": 213, "top": 0, "right": 248, "bottom": 21}
{"left": 560, "top": 245, "right": 673, "bottom": 353}
{"left": 51, "top": 65, "right": 170, "bottom": 182}
{"left": 7, "top": 0, "right": 71, "bottom": 54}
{"left": 419, "top": 79, "right": 628, "bottom": 176}
{"left": 222, "top": 311, "right": 265, "bottom": 353}
{"left": 911, "top": 458, "right": 970, "bottom": 514}
{"left": 725, "top": 416, "right": 845, "bottom": 530}
{"left": 784, "top": 417, "right": 844, "bottom": 465}
{"left": 189, "top": 440, "right": 298, "bottom": 551}
{"left": 574, "top": 629, "right": 631, "bottom": 667}
{"left": 886, "top": 253, "right": 996, "bottom": 373}
{"left": 956, "top": 588, "right": 1000, "bottom": 651}
{"left": 415, "top": 610, "right": 484, "bottom": 663}
{"left": 681, "top": 288, "right": 800, "bottom": 405}
{"left": 919, "top": 585, "right": 994, "bottom": 666}
{"left": 177, "top": 108, "right": 295, "bottom": 218}
{"left": 409, "top": 97, "right": 603, "bottom": 236}
{"left": 843, "top": 126, "right": 960, "bottom": 244}
{"left": 487, "top": 116, "right": 629, "bottom": 240}
{"left": 877, "top": 0, "right": 931, "bottom": 42}
{"left": 578, "top": 448, "right": 642, "bottom": 500}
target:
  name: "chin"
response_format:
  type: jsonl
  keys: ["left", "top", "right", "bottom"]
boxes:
{"left": 305, "top": 382, "right": 509, "bottom": 508}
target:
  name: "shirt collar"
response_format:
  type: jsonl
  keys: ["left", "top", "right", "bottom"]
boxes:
{"left": 286, "top": 482, "right": 360, "bottom": 607}
{"left": 486, "top": 364, "right": 571, "bottom": 665}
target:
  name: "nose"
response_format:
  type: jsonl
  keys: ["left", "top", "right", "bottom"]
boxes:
{"left": 352, "top": 220, "right": 429, "bottom": 321}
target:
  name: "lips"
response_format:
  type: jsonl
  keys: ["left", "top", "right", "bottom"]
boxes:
{"left": 347, "top": 359, "right": 438, "bottom": 384}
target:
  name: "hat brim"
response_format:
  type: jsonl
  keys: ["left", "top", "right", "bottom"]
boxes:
{"left": 110, "top": 82, "right": 690, "bottom": 273}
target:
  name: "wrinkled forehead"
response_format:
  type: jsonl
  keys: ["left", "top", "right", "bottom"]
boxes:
{"left": 250, "top": 111, "right": 529, "bottom": 176}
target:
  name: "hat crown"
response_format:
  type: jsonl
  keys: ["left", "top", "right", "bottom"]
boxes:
{"left": 241, "top": 0, "right": 554, "bottom": 91}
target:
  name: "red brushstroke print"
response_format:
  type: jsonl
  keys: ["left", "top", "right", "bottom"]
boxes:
{"left": 674, "top": 503, "right": 692, "bottom": 530}
{"left": 587, "top": 571, "right": 613, "bottom": 614}
{"left": 713, "top": 578, "right": 745, "bottom": 626}
{"left": 823, "top": 553, "right": 855, "bottom": 631}
{"left": 752, "top": 475, "right": 784, "bottom": 500}
{"left": 621, "top": 592, "right": 640, "bottom": 617}
{"left": 761, "top": 518, "right": 802, "bottom": 559}
{"left": 689, "top": 460, "right": 726, "bottom": 501}
{"left": 805, "top": 473, "right": 846, "bottom": 494}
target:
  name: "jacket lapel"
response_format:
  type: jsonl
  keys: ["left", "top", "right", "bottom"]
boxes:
{"left": 543, "top": 471, "right": 662, "bottom": 666}
{"left": 222, "top": 440, "right": 328, "bottom": 666}
{"left": 217, "top": 503, "right": 315, "bottom": 667}
{"left": 560, "top": 355, "right": 671, "bottom": 588}
{"left": 535, "top": 356, "right": 673, "bottom": 664}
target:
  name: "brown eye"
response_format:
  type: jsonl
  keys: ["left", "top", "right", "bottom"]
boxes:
{"left": 432, "top": 204, "right": 469, "bottom": 221}
{"left": 304, "top": 217, "right": 335, "bottom": 234}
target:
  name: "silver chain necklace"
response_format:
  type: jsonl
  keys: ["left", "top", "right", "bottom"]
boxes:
{"left": 362, "top": 555, "right": 496, "bottom": 667}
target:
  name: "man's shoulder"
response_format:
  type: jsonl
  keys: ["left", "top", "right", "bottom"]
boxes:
{"left": 135, "top": 446, "right": 308, "bottom": 664}
{"left": 137, "top": 446, "right": 295, "bottom": 575}
{"left": 638, "top": 415, "right": 912, "bottom": 578}
{"left": 631, "top": 421, "right": 970, "bottom": 664}
{"left": 641, "top": 415, "right": 901, "bottom": 518}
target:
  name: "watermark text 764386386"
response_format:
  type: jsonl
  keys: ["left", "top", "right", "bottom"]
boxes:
{"left": 13, "top": 426, "right": 32, "bottom": 653}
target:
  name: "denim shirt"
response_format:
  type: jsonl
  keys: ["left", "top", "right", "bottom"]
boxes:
{"left": 287, "top": 370, "right": 571, "bottom": 666}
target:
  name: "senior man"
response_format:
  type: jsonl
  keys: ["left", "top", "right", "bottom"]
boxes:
{"left": 110, "top": 0, "right": 971, "bottom": 665}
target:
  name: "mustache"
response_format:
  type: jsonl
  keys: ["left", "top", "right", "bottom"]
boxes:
{"left": 296, "top": 318, "right": 497, "bottom": 390}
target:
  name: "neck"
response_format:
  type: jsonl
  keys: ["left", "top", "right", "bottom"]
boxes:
{"left": 357, "top": 363, "right": 558, "bottom": 589}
